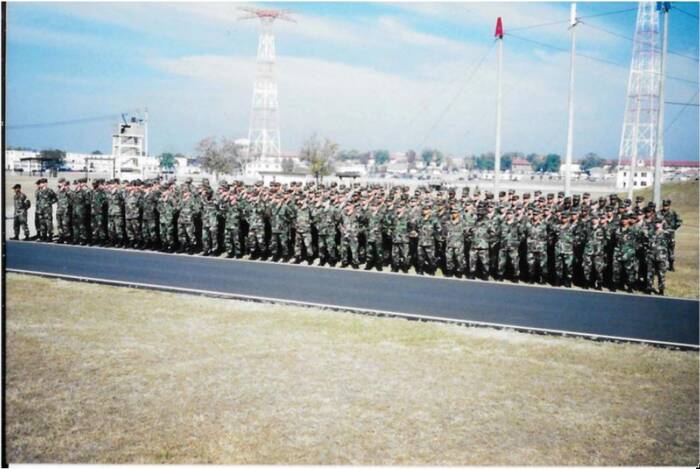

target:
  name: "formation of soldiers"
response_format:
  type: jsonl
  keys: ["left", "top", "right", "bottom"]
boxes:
{"left": 14, "top": 176, "right": 683, "bottom": 295}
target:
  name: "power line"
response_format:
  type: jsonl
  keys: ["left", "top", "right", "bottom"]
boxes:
{"left": 580, "top": 21, "right": 699, "bottom": 62}
{"left": 578, "top": 7, "right": 638, "bottom": 19}
{"left": 506, "top": 32, "right": 699, "bottom": 85}
{"left": 665, "top": 90, "right": 699, "bottom": 133}
{"left": 507, "top": 19, "right": 570, "bottom": 33}
{"left": 665, "top": 100, "right": 700, "bottom": 107}
{"left": 673, "top": 5, "right": 699, "bottom": 20}
{"left": 417, "top": 41, "right": 496, "bottom": 149}
{"left": 6, "top": 109, "right": 143, "bottom": 130}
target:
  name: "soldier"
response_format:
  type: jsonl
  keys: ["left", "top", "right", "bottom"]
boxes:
{"left": 390, "top": 202, "right": 411, "bottom": 272}
{"left": 200, "top": 187, "right": 220, "bottom": 256}
{"left": 223, "top": 191, "right": 243, "bottom": 258}
{"left": 645, "top": 216, "right": 669, "bottom": 295}
{"left": 268, "top": 194, "right": 292, "bottom": 261}
{"left": 293, "top": 198, "right": 313, "bottom": 263}
{"left": 90, "top": 179, "right": 108, "bottom": 245}
{"left": 659, "top": 199, "right": 681, "bottom": 271}
{"left": 177, "top": 187, "right": 200, "bottom": 254}
{"left": 157, "top": 183, "right": 178, "bottom": 252}
{"left": 11, "top": 184, "right": 31, "bottom": 240}
{"left": 70, "top": 178, "right": 91, "bottom": 245}
{"left": 416, "top": 205, "right": 440, "bottom": 275}
{"left": 582, "top": 215, "right": 608, "bottom": 290}
{"left": 497, "top": 209, "right": 523, "bottom": 282}
{"left": 106, "top": 180, "right": 125, "bottom": 247}
{"left": 339, "top": 203, "right": 361, "bottom": 268}
{"left": 443, "top": 207, "right": 466, "bottom": 277}
{"left": 468, "top": 208, "right": 493, "bottom": 280}
{"left": 245, "top": 192, "right": 267, "bottom": 258}
{"left": 553, "top": 212, "right": 576, "bottom": 287}
{"left": 314, "top": 197, "right": 339, "bottom": 266}
{"left": 612, "top": 214, "right": 639, "bottom": 292}
{"left": 124, "top": 181, "right": 144, "bottom": 248}
{"left": 55, "top": 178, "right": 72, "bottom": 243}
{"left": 142, "top": 181, "right": 161, "bottom": 249}
{"left": 523, "top": 210, "right": 549, "bottom": 284}
{"left": 364, "top": 200, "right": 385, "bottom": 271}
{"left": 35, "top": 178, "right": 57, "bottom": 241}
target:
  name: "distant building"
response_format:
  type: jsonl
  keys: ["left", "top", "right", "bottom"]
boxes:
{"left": 616, "top": 165, "right": 653, "bottom": 190}
{"left": 511, "top": 157, "right": 531, "bottom": 174}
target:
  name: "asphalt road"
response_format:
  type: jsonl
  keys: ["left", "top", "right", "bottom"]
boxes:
{"left": 5, "top": 240, "right": 699, "bottom": 348}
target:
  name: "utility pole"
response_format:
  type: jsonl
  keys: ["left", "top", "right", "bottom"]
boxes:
{"left": 653, "top": 2, "right": 670, "bottom": 206}
{"left": 564, "top": 3, "right": 578, "bottom": 197}
{"left": 494, "top": 17, "right": 504, "bottom": 193}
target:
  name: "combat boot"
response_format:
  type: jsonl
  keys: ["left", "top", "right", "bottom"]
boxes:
{"left": 10, "top": 235, "right": 19, "bottom": 241}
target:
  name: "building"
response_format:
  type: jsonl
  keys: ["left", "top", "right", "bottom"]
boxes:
{"left": 64, "top": 152, "right": 115, "bottom": 173}
{"left": 5, "top": 150, "right": 38, "bottom": 172}
{"left": 616, "top": 165, "right": 654, "bottom": 190}
{"left": 511, "top": 157, "right": 532, "bottom": 175}
{"left": 111, "top": 112, "right": 159, "bottom": 179}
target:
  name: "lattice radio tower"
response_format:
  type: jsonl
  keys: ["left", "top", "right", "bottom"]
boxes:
{"left": 239, "top": 8, "right": 295, "bottom": 161}
{"left": 618, "top": 1, "right": 661, "bottom": 197}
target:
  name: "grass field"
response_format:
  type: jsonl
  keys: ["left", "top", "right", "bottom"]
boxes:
{"left": 5, "top": 273, "right": 698, "bottom": 464}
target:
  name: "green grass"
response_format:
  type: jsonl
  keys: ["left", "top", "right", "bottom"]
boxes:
{"left": 5, "top": 273, "right": 698, "bottom": 464}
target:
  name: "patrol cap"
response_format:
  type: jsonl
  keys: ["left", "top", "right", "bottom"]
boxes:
{"left": 185, "top": 177, "right": 193, "bottom": 184}
{"left": 546, "top": 193, "right": 554, "bottom": 199}
{"left": 12, "top": 184, "right": 21, "bottom": 189}
{"left": 534, "top": 190, "right": 542, "bottom": 196}
{"left": 583, "top": 192, "right": 591, "bottom": 198}
{"left": 58, "top": 177, "right": 66, "bottom": 184}
{"left": 35, "top": 179, "right": 42, "bottom": 185}
{"left": 557, "top": 191, "right": 565, "bottom": 197}
{"left": 635, "top": 196, "right": 644, "bottom": 202}
{"left": 663, "top": 199, "right": 672, "bottom": 206}
{"left": 654, "top": 216, "right": 664, "bottom": 224}
{"left": 572, "top": 194, "right": 580, "bottom": 200}
{"left": 498, "top": 191, "right": 506, "bottom": 197}
{"left": 523, "top": 193, "right": 531, "bottom": 199}
{"left": 201, "top": 178, "right": 210, "bottom": 186}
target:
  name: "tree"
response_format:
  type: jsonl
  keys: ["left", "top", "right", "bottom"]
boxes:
{"left": 91, "top": 150, "right": 103, "bottom": 155}
{"left": 299, "top": 134, "right": 338, "bottom": 183}
{"left": 358, "top": 152, "right": 371, "bottom": 165}
{"left": 196, "top": 136, "right": 244, "bottom": 179}
{"left": 373, "top": 149, "right": 390, "bottom": 165}
{"left": 338, "top": 149, "right": 359, "bottom": 161}
{"left": 532, "top": 153, "right": 561, "bottom": 173}
{"left": 281, "top": 158, "right": 294, "bottom": 174}
{"left": 421, "top": 148, "right": 433, "bottom": 166}
{"left": 406, "top": 149, "right": 417, "bottom": 168}
{"left": 580, "top": 152, "right": 606, "bottom": 171}
{"left": 159, "top": 152, "right": 176, "bottom": 170}
{"left": 475, "top": 152, "right": 495, "bottom": 170}
{"left": 39, "top": 149, "right": 65, "bottom": 170}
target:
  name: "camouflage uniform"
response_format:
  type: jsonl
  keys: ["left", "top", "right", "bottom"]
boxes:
{"left": 70, "top": 183, "right": 90, "bottom": 244}
{"left": 56, "top": 183, "right": 72, "bottom": 243}
{"left": 268, "top": 200, "right": 291, "bottom": 259}
{"left": 142, "top": 186, "right": 161, "bottom": 248}
{"left": 443, "top": 214, "right": 466, "bottom": 275}
{"left": 245, "top": 199, "right": 267, "bottom": 257}
{"left": 177, "top": 191, "right": 200, "bottom": 251}
{"left": 524, "top": 219, "right": 549, "bottom": 283}
{"left": 315, "top": 203, "right": 339, "bottom": 264}
{"left": 125, "top": 187, "right": 143, "bottom": 247}
{"left": 660, "top": 203, "right": 682, "bottom": 270}
{"left": 497, "top": 218, "right": 523, "bottom": 279}
{"left": 201, "top": 190, "right": 220, "bottom": 254}
{"left": 390, "top": 207, "right": 411, "bottom": 271}
{"left": 35, "top": 183, "right": 57, "bottom": 240}
{"left": 107, "top": 186, "right": 125, "bottom": 246}
{"left": 158, "top": 188, "right": 178, "bottom": 251}
{"left": 223, "top": 195, "right": 243, "bottom": 257}
{"left": 582, "top": 221, "right": 608, "bottom": 288}
{"left": 553, "top": 220, "right": 576, "bottom": 286}
{"left": 645, "top": 222, "right": 669, "bottom": 294}
{"left": 612, "top": 221, "right": 639, "bottom": 290}
{"left": 416, "top": 211, "right": 440, "bottom": 274}
{"left": 12, "top": 188, "right": 31, "bottom": 239}
{"left": 364, "top": 206, "right": 385, "bottom": 269}
{"left": 90, "top": 184, "right": 108, "bottom": 244}
{"left": 339, "top": 206, "right": 361, "bottom": 267}
{"left": 468, "top": 216, "right": 493, "bottom": 278}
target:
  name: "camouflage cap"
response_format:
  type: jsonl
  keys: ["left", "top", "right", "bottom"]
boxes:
{"left": 58, "top": 177, "right": 66, "bottom": 184}
{"left": 546, "top": 193, "right": 554, "bottom": 199}
{"left": 185, "top": 177, "right": 193, "bottom": 183}
{"left": 12, "top": 183, "right": 21, "bottom": 189}
{"left": 557, "top": 191, "right": 565, "bottom": 197}
{"left": 662, "top": 199, "right": 672, "bottom": 206}
{"left": 583, "top": 192, "right": 591, "bottom": 198}
{"left": 498, "top": 191, "right": 506, "bottom": 197}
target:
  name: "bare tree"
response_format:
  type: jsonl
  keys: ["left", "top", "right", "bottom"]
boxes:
{"left": 299, "top": 134, "right": 338, "bottom": 183}
{"left": 196, "top": 137, "right": 245, "bottom": 180}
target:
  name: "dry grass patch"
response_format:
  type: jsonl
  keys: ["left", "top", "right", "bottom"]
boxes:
{"left": 5, "top": 273, "right": 698, "bottom": 464}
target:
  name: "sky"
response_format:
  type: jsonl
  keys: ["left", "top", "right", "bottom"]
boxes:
{"left": 5, "top": 1, "right": 699, "bottom": 161}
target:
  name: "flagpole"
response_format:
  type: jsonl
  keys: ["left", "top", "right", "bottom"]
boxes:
{"left": 564, "top": 3, "right": 578, "bottom": 197}
{"left": 494, "top": 17, "right": 504, "bottom": 193}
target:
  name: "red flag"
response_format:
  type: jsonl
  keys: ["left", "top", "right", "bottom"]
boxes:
{"left": 495, "top": 17, "right": 503, "bottom": 39}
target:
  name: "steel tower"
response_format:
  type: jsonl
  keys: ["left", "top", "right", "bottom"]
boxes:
{"left": 618, "top": 2, "right": 661, "bottom": 196}
{"left": 239, "top": 8, "right": 295, "bottom": 162}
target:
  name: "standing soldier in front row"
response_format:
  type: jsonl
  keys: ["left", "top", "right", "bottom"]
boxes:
{"left": 107, "top": 179, "right": 125, "bottom": 247}
{"left": 659, "top": 199, "right": 682, "bottom": 271}
{"left": 11, "top": 184, "right": 31, "bottom": 240}
{"left": 200, "top": 187, "right": 220, "bottom": 256}
{"left": 443, "top": 207, "right": 466, "bottom": 277}
{"left": 158, "top": 183, "right": 178, "bottom": 252}
{"left": 35, "top": 178, "right": 57, "bottom": 241}
{"left": 497, "top": 209, "right": 523, "bottom": 282}
{"left": 582, "top": 215, "right": 608, "bottom": 290}
{"left": 645, "top": 216, "right": 670, "bottom": 295}
{"left": 141, "top": 181, "right": 161, "bottom": 250}
{"left": 71, "top": 178, "right": 91, "bottom": 245}
{"left": 55, "top": 178, "right": 72, "bottom": 243}
{"left": 90, "top": 179, "right": 108, "bottom": 245}
{"left": 124, "top": 181, "right": 144, "bottom": 248}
